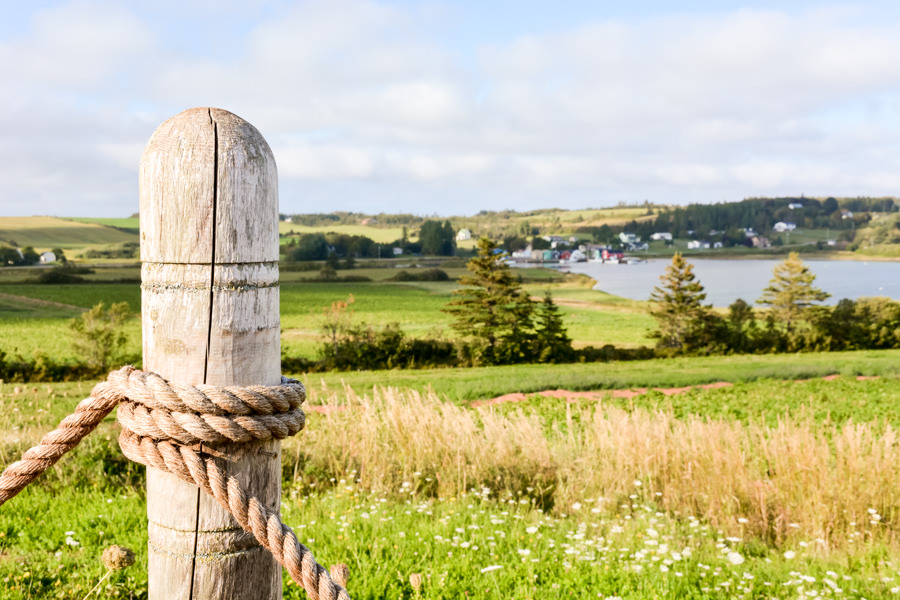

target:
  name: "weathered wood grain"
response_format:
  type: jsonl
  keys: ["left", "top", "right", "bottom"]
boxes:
{"left": 139, "top": 107, "right": 281, "bottom": 600}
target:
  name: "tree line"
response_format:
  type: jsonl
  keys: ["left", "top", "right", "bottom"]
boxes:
{"left": 648, "top": 252, "right": 900, "bottom": 354}
{"left": 280, "top": 219, "right": 457, "bottom": 263}
{"left": 284, "top": 237, "right": 581, "bottom": 372}
{"left": 280, "top": 212, "right": 428, "bottom": 227}
{"left": 5, "top": 241, "right": 898, "bottom": 382}
{"left": 0, "top": 246, "right": 66, "bottom": 266}
{"left": 577, "top": 196, "right": 897, "bottom": 248}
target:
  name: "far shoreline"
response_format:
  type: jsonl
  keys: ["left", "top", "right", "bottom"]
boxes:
{"left": 636, "top": 250, "right": 900, "bottom": 262}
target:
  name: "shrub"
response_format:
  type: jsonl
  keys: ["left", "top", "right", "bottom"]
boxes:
{"left": 388, "top": 268, "right": 450, "bottom": 282}
{"left": 69, "top": 302, "right": 131, "bottom": 375}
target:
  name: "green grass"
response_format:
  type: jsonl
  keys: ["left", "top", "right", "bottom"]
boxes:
{"left": 3, "top": 377, "right": 900, "bottom": 598}
{"left": 299, "top": 349, "right": 900, "bottom": 403}
{"left": 0, "top": 284, "right": 141, "bottom": 361}
{"left": 0, "top": 284, "right": 140, "bottom": 312}
{"left": 280, "top": 266, "right": 469, "bottom": 283}
{"left": 485, "top": 376, "right": 900, "bottom": 427}
{"left": 280, "top": 282, "right": 457, "bottom": 358}
{"left": 0, "top": 266, "right": 142, "bottom": 285}
{"left": 279, "top": 278, "right": 654, "bottom": 358}
{"left": 856, "top": 244, "right": 900, "bottom": 258}
{"left": 65, "top": 217, "right": 140, "bottom": 233}
{"left": 0, "top": 294, "right": 82, "bottom": 320}
{"left": 9, "top": 475, "right": 899, "bottom": 599}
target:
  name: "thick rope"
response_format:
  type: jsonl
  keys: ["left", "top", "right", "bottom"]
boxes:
{"left": 0, "top": 366, "right": 350, "bottom": 600}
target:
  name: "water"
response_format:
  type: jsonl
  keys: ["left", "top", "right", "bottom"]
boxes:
{"left": 544, "top": 259, "right": 900, "bottom": 307}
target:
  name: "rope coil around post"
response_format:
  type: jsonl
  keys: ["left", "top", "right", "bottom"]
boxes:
{"left": 0, "top": 366, "right": 351, "bottom": 600}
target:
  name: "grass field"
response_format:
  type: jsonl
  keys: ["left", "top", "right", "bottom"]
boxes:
{"left": 301, "top": 349, "right": 900, "bottom": 402}
{"left": 3, "top": 370, "right": 900, "bottom": 599}
{"left": 4, "top": 212, "right": 900, "bottom": 597}
{"left": 0, "top": 217, "right": 137, "bottom": 251}
{"left": 65, "top": 217, "right": 140, "bottom": 233}
{"left": 0, "top": 275, "right": 654, "bottom": 363}
{"left": 279, "top": 222, "right": 407, "bottom": 244}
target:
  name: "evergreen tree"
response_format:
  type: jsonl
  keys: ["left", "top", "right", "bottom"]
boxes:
{"left": 291, "top": 233, "right": 329, "bottom": 261}
{"left": 756, "top": 252, "right": 830, "bottom": 335}
{"left": 21, "top": 246, "right": 40, "bottom": 265}
{"left": 533, "top": 291, "right": 574, "bottom": 362}
{"left": 725, "top": 298, "right": 756, "bottom": 352}
{"left": 419, "top": 220, "right": 457, "bottom": 256}
{"left": 443, "top": 237, "right": 535, "bottom": 364}
{"left": 648, "top": 253, "right": 710, "bottom": 350}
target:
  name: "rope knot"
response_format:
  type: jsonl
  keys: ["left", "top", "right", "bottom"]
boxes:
{"left": 115, "top": 370, "right": 306, "bottom": 446}
{"left": 0, "top": 367, "right": 351, "bottom": 600}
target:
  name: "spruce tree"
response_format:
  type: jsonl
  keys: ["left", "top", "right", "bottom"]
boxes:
{"left": 534, "top": 291, "right": 574, "bottom": 362}
{"left": 756, "top": 251, "right": 830, "bottom": 335}
{"left": 648, "top": 253, "right": 710, "bottom": 350}
{"left": 444, "top": 237, "right": 535, "bottom": 364}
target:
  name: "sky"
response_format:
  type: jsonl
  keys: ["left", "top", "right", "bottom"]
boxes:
{"left": 3, "top": 1, "right": 900, "bottom": 217}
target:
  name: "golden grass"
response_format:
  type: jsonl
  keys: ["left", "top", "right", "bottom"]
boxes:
{"left": 0, "top": 216, "right": 136, "bottom": 250}
{"left": 289, "top": 385, "right": 900, "bottom": 551}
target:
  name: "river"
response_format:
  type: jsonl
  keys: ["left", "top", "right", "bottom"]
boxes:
{"left": 543, "top": 258, "right": 900, "bottom": 307}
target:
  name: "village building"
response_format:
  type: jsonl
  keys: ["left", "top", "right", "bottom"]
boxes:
{"left": 773, "top": 222, "right": 797, "bottom": 233}
{"left": 600, "top": 248, "right": 625, "bottom": 262}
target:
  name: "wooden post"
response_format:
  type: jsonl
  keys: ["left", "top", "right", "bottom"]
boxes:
{"left": 139, "top": 107, "right": 281, "bottom": 599}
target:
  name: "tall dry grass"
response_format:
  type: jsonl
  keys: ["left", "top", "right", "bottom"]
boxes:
{"left": 285, "top": 385, "right": 900, "bottom": 551}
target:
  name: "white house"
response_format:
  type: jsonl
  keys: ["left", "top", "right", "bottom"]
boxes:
{"left": 773, "top": 222, "right": 797, "bottom": 233}
{"left": 39, "top": 251, "right": 57, "bottom": 263}
{"left": 456, "top": 228, "right": 472, "bottom": 241}
{"left": 650, "top": 232, "right": 672, "bottom": 241}
{"left": 788, "top": 202, "right": 803, "bottom": 210}
{"left": 687, "top": 240, "right": 710, "bottom": 250}
{"left": 392, "top": 247, "right": 404, "bottom": 256}
{"left": 618, "top": 232, "right": 640, "bottom": 245}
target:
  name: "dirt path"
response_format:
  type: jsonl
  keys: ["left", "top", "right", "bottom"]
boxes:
{"left": 473, "top": 376, "right": 879, "bottom": 407}
{"left": 0, "top": 291, "right": 83, "bottom": 312}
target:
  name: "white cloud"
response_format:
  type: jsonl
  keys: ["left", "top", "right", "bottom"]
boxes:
{"left": 0, "top": 1, "right": 154, "bottom": 92}
{"left": 4, "top": 2, "right": 900, "bottom": 216}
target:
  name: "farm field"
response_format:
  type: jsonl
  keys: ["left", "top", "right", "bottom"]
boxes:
{"left": 279, "top": 222, "right": 407, "bottom": 244}
{"left": 0, "top": 217, "right": 137, "bottom": 251}
{"left": 302, "top": 348, "right": 900, "bottom": 402}
{"left": 2, "top": 233, "right": 900, "bottom": 598}
{"left": 2, "top": 372, "right": 900, "bottom": 598}
{"left": 65, "top": 217, "right": 140, "bottom": 232}
{"left": 0, "top": 276, "right": 656, "bottom": 364}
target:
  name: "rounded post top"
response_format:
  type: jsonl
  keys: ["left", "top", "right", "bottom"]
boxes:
{"left": 139, "top": 107, "right": 279, "bottom": 265}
